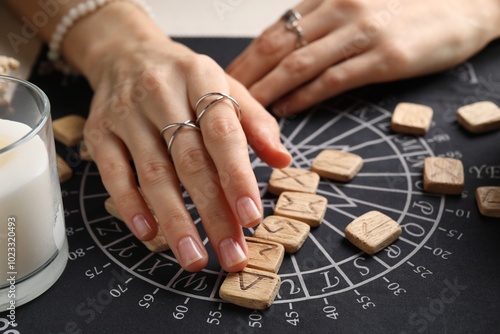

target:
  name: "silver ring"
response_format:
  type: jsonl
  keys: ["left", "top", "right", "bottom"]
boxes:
{"left": 291, "top": 24, "right": 307, "bottom": 48}
{"left": 282, "top": 9, "right": 302, "bottom": 30}
{"left": 195, "top": 92, "right": 242, "bottom": 125}
{"left": 160, "top": 120, "right": 200, "bottom": 156}
{"left": 282, "top": 9, "right": 307, "bottom": 48}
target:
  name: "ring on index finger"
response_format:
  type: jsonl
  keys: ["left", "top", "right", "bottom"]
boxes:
{"left": 160, "top": 120, "right": 200, "bottom": 157}
{"left": 195, "top": 92, "right": 242, "bottom": 125}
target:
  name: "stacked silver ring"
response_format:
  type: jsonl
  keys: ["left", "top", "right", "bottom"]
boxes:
{"left": 160, "top": 120, "right": 200, "bottom": 156}
{"left": 160, "top": 92, "right": 241, "bottom": 158}
{"left": 195, "top": 92, "right": 242, "bottom": 125}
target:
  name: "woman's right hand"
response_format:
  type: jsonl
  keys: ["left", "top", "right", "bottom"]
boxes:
{"left": 63, "top": 3, "right": 292, "bottom": 272}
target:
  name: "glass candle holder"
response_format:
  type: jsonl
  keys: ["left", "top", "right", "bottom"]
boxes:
{"left": 0, "top": 74, "right": 68, "bottom": 312}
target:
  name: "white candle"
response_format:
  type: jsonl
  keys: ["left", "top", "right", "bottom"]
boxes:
{"left": 0, "top": 119, "right": 65, "bottom": 281}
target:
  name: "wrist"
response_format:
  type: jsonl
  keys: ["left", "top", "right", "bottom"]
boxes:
{"left": 60, "top": 1, "right": 168, "bottom": 85}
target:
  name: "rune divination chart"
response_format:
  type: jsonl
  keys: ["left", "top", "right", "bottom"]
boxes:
{"left": 1, "top": 39, "right": 499, "bottom": 334}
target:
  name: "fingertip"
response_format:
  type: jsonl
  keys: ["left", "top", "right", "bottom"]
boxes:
{"left": 182, "top": 257, "right": 209, "bottom": 272}
{"left": 253, "top": 139, "right": 292, "bottom": 168}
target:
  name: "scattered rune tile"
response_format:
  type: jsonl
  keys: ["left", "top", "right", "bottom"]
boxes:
{"left": 0, "top": 56, "right": 20, "bottom": 76}
{"left": 104, "top": 196, "right": 170, "bottom": 252}
{"left": 253, "top": 215, "right": 310, "bottom": 253}
{"left": 274, "top": 191, "right": 328, "bottom": 227}
{"left": 423, "top": 157, "right": 464, "bottom": 195}
{"left": 344, "top": 211, "right": 402, "bottom": 255}
{"left": 52, "top": 114, "right": 86, "bottom": 147}
{"left": 311, "top": 149, "right": 363, "bottom": 182}
{"left": 476, "top": 186, "right": 500, "bottom": 218}
{"left": 391, "top": 102, "right": 433, "bottom": 135}
{"left": 56, "top": 154, "right": 73, "bottom": 183}
{"left": 245, "top": 237, "right": 285, "bottom": 273}
{"left": 219, "top": 267, "right": 281, "bottom": 310}
{"left": 456, "top": 101, "right": 500, "bottom": 133}
{"left": 79, "top": 140, "right": 93, "bottom": 161}
{"left": 268, "top": 167, "right": 320, "bottom": 195}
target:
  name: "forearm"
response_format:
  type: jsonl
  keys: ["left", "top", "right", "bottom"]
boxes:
{"left": 4, "top": 1, "right": 170, "bottom": 86}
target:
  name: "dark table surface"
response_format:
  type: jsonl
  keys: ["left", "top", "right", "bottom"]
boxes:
{"left": 1, "top": 38, "right": 499, "bottom": 334}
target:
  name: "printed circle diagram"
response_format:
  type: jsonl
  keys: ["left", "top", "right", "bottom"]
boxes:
{"left": 80, "top": 97, "right": 445, "bottom": 304}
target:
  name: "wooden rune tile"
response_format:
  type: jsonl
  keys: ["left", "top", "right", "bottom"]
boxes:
{"left": 219, "top": 267, "right": 281, "bottom": 310}
{"left": 476, "top": 187, "right": 500, "bottom": 218}
{"left": 391, "top": 102, "right": 434, "bottom": 135}
{"left": 104, "top": 197, "right": 170, "bottom": 252}
{"left": 344, "top": 211, "right": 402, "bottom": 255}
{"left": 311, "top": 149, "right": 363, "bottom": 182}
{"left": 274, "top": 191, "right": 328, "bottom": 227}
{"left": 268, "top": 167, "right": 320, "bottom": 195}
{"left": 245, "top": 237, "right": 285, "bottom": 273}
{"left": 253, "top": 215, "right": 310, "bottom": 253}
{"left": 52, "top": 114, "right": 86, "bottom": 147}
{"left": 423, "top": 157, "right": 464, "bottom": 195}
{"left": 56, "top": 154, "right": 73, "bottom": 183}
{"left": 457, "top": 101, "right": 500, "bottom": 133}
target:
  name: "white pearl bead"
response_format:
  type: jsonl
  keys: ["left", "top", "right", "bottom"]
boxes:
{"left": 48, "top": 0, "right": 151, "bottom": 70}
{"left": 61, "top": 15, "right": 73, "bottom": 27}
{"left": 87, "top": 0, "right": 97, "bottom": 12}
{"left": 79, "top": 3, "right": 88, "bottom": 15}
{"left": 47, "top": 51, "right": 59, "bottom": 61}
{"left": 68, "top": 7, "right": 78, "bottom": 20}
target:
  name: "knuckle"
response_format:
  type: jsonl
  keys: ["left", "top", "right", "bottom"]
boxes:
{"left": 255, "top": 30, "right": 287, "bottom": 55}
{"left": 98, "top": 160, "right": 129, "bottom": 180}
{"left": 205, "top": 115, "right": 241, "bottom": 141}
{"left": 281, "top": 52, "right": 314, "bottom": 74}
{"left": 137, "top": 159, "right": 172, "bottom": 187}
{"left": 377, "top": 42, "right": 411, "bottom": 73}
{"left": 176, "top": 146, "right": 209, "bottom": 176}
{"left": 175, "top": 53, "right": 222, "bottom": 77}
{"left": 221, "top": 160, "right": 252, "bottom": 188}
{"left": 322, "top": 68, "right": 346, "bottom": 88}
{"left": 161, "top": 211, "right": 192, "bottom": 231}
{"left": 335, "top": 0, "right": 368, "bottom": 14}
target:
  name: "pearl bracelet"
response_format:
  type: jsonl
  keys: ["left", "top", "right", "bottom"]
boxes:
{"left": 47, "top": 0, "right": 152, "bottom": 71}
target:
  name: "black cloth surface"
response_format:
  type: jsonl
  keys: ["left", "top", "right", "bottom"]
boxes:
{"left": 1, "top": 38, "right": 500, "bottom": 334}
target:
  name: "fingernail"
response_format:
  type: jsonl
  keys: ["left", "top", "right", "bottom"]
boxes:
{"left": 275, "top": 141, "right": 290, "bottom": 155}
{"left": 271, "top": 106, "right": 285, "bottom": 118}
{"left": 219, "top": 238, "right": 247, "bottom": 268}
{"left": 237, "top": 197, "right": 262, "bottom": 227}
{"left": 132, "top": 214, "right": 154, "bottom": 240}
{"left": 178, "top": 236, "right": 205, "bottom": 267}
{"left": 272, "top": 102, "right": 289, "bottom": 117}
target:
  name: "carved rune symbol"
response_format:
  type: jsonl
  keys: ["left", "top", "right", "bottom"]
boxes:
{"left": 362, "top": 221, "right": 385, "bottom": 236}
{"left": 485, "top": 189, "right": 500, "bottom": 205}
{"left": 274, "top": 169, "right": 313, "bottom": 186}
{"left": 257, "top": 244, "right": 278, "bottom": 260}
{"left": 238, "top": 272, "right": 273, "bottom": 291}
{"left": 278, "top": 195, "right": 322, "bottom": 215}
{"left": 263, "top": 219, "right": 300, "bottom": 234}
{"left": 430, "top": 159, "right": 461, "bottom": 180}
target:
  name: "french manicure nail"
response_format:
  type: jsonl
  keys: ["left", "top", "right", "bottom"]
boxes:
{"left": 132, "top": 214, "right": 154, "bottom": 240}
{"left": 237, "top": 197, "right": 262, "bottom": 227}
{"left": 219, "top": 238, "right": 247, "bottom": 268}
{"left": 178, "top": 236, "right": 205, "bottom": 267}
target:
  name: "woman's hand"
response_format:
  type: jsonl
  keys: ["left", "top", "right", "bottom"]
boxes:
{"left": 64, "top": 3, "right": 291, "bottom": 272}
{"left": 228, "top": 0, "right": 500, "bottom": 116}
